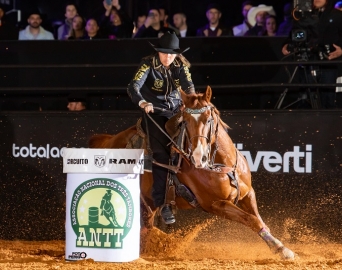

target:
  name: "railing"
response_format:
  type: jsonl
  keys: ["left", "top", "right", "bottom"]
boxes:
{"left": 0, "top": 37, "right": 341, "bottom": 110}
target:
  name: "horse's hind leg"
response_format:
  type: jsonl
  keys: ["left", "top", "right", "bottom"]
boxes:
{"left": 211, "top": 200, "right": 295, "bottom": 260}
{"left": 238, "top": 187, "right": 269, "bottom": 231}
{"left": 211, "top": 200, "right": 263, "bottom": 232}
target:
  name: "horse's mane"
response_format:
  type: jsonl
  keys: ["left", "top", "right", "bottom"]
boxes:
{"left": 185, "top": 92, "right": 230, "bottom": 131}
{"left": 212, "top": 104, "right": 230, "bottom": 131}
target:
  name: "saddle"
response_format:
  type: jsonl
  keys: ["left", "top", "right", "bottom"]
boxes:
{"left": 125, "top": 116, "right": 199, "bottom": 208}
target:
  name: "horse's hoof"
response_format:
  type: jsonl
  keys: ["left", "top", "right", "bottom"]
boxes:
{"left": 278, "top": 246, "right": 295, "bottom": 260}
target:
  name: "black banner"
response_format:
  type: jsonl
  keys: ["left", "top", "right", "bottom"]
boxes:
{"left": 0, "top": 110, "right": 341, "bottom": 241}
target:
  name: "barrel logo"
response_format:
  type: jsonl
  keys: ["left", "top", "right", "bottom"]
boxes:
{"left": 70, "top": 178, "right": 133, "bottom": 249}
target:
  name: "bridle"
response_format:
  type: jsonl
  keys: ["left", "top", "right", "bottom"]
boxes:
{"left": 144, "top": 104, "right": 239, "bottom": 204}
{"left": 183, "top": 104, "right": 239, "bottom": 205}
{"left": 182, "top": 105, "right": 219, "bottom": 166}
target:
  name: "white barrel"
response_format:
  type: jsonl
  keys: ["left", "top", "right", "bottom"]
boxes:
{"left": 63, "top": 148, "right": 144, "bottom": 263}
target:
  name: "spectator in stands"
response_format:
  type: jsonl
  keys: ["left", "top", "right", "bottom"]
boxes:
{"left": 101, "top": 0, "right": 134, "bottom": 39}
{"left": 19, "top": 9, "right": 54, "bottom": 40}
{"left": 196, "top": 3, "right": 233, "bottom": 37}
{"left": 244, "top": 4, "right": 276, "bottom": 36}
{"left": 232, "top": 1, "right": 253, "bottom": 36}
{"left": 134, "top": 8, "right": 176, "bottom": 38}
{"left": 276, "top": 3, "right": 293, "bottom": 36}
{"left": 67, "top": 15, "right": 86, "bottom": 39}
{"left": 335, "top": 1, "right": 342, "bottom": 10}
{"left": 0, "top": 4, "right": 18, "bottom": 40}
{"left": 83, "top": 18, "right": 102, "bottom": 39}
{"left": 158, "top": 6, "right": 179, "bottom": 35}
{"left": 57, "top": 2, "right": 78, "bottom": 40}
{"left": 132, "top": 14, "right": 146, "bottom": 36}
{"left": 173, "top": 12, "right": 196, "bottom": 37}
{"left": 258, "top": 15, "right": 277, "bottom": 36}
{"left": 67, "top": 93, "right": 87, "bottom": 111}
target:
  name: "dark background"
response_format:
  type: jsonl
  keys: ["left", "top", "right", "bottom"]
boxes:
{"left": 0, "top": 37, "right": 291, "bottom": 111}
{"left": 1, "top": 36, "right": 342, "bottom": 111}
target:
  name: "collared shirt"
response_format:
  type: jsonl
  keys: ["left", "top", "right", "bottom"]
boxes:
{"left": 19, "top": 26, "right": 54, "bottom": 40}
{"left": 233, "top": 21, "right": 251, "bottom": 36}
{"left": 127, "top": 54, "right": 195, "bottom": 117}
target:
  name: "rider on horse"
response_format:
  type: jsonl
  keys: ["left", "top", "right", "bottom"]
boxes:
{"left": 127, "top": 32, "right": 195, "bottom": 224}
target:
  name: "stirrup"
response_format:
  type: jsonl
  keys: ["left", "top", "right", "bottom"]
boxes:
{"left": 160, "top": 204, "right": 175, "bottom": 225}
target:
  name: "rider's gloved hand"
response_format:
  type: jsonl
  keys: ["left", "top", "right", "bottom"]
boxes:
{"left": 140, "top": 101, "right": 154, "bottom": 113}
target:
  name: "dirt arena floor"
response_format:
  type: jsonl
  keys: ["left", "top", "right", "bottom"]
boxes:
{"left": 1, "top": 217, "right": 342, "bottom": 270}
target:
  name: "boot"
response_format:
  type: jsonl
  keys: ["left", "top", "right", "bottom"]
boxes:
{"left": 160, "top": 204, "right": 175, "bottom": 224}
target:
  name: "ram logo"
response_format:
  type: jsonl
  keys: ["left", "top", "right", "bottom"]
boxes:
{"left": 94, "top": 155, "right": 106, "bottom": 168}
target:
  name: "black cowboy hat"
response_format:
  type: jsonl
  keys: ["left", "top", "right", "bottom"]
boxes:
{"left": 150, "top": 32, "right": 189, "bottom": 54}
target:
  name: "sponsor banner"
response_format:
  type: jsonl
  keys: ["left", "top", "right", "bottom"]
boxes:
{"left": 63, "top": 149, "right": 144, "bottom": 174}
{"left": 12, "top": 143, "right": 65, "bottom": 158}
{"left": 14, "top": 142, "right": 314, "bottom": 174}
{"left": 65, "top": 173, "right": 140, "bottom": 262}
{"left": 236, "top": 144, "right": 312, "bottom": 173}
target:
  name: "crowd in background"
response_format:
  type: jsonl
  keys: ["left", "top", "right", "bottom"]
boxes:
{"left": 1, "top": 0, "right": 342, "bottom": 111}
{"left": 0, "top": 0, "right": 325, "bottom": 41}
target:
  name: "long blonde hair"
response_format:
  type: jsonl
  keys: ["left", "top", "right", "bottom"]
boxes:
{"left": 177, "top": 53, "right": 191, "bottom": 68}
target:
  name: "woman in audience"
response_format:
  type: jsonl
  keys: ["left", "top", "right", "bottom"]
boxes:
{"left": 83, "top": 18, "right": 102, "bottom": 39}
{"left": 258, "top": 15, "right": 277, "bottom": 36}
{"left": 100, "top": 0, "right": 133, "bottom": 39}
{"left": 67, "top": 15, "right": 86, "bottom": 39}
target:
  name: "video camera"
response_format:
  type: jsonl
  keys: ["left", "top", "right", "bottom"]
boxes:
{"left": 288, "top": 0, "right": 332, "bottom": 60}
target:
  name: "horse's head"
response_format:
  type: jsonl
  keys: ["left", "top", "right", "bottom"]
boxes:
{"left": 180, "top": 86, "right": 219, "bottom": 169}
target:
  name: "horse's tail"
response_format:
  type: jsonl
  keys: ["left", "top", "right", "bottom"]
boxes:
{"left": 88, "top": 134, "right": 115, "bottom": 148}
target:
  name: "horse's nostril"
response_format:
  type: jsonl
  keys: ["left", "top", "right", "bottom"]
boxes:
{"left": 202, "top": 156, "right": 207, "bottom": 163}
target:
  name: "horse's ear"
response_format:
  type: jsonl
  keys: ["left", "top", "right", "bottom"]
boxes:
{"left": 204, "top": 85, "right": 212, "bottom": 102}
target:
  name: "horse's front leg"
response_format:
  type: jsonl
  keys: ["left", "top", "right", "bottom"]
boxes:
{"left": 140, "top": 197, "right": 157, "bottom": 229}
{"left": 238, "top": 187, "right": 269, "bottom": 232}
{"left": 211, "top": 200, "right": 295, "bottom": 260}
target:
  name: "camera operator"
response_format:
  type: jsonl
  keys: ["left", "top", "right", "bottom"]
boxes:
{"left": 282, "top": 0, "right": 342, "bottom": 108}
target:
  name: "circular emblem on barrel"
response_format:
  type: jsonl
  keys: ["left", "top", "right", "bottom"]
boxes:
{"left": 69, "top": 178, "right": 134, "bottom": 249}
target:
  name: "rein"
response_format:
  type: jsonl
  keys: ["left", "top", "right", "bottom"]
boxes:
{"left": 143, "top": 110, "right": 189, "bottom": 173}
{"left": 143, "top": 105, "right": 236, "bottom": 174}
{"left": 144, "top": 105, "right": 240, "bottom": 204}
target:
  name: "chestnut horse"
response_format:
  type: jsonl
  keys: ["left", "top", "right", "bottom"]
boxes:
{"left": 89, "top": 86, "right": 295, "bottom": 260}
